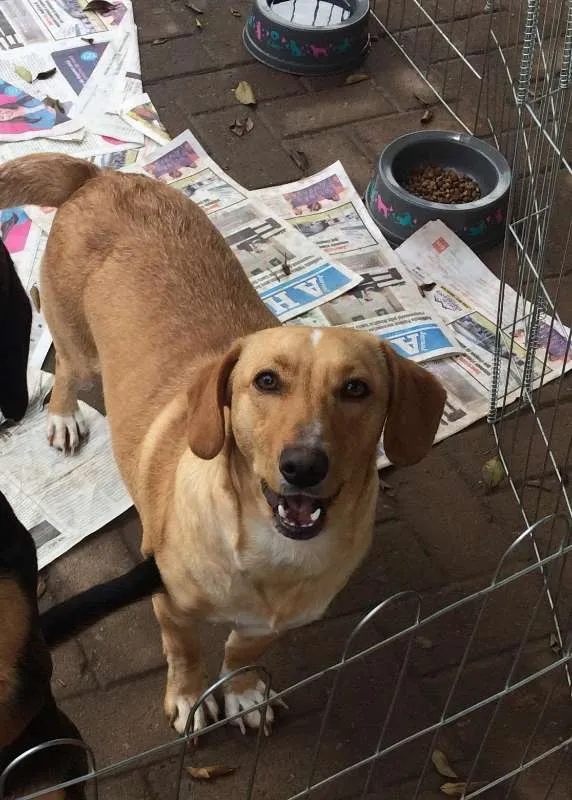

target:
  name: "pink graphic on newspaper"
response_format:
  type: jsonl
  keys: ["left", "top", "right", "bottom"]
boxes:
{"left": 0, "top": 78, "right": 82, "bottom": 141}
{"left": 1, "top": 208, "right": 32, "bottom": 255}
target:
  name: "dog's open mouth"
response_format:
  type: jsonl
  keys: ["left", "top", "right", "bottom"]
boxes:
{"left": 261, "top": 481, "right": 331, "bottom": 540}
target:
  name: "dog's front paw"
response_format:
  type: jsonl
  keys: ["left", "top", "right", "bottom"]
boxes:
{"left": 166, "top": 691, "right": 219, "bottom": 736}
{"left": 224, "top": 679, "right": 287, "bottom": 735}
{"left": 47, "top": 409, "right": 88, "bottom": 454}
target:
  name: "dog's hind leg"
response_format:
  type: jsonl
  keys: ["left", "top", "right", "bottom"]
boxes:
{"left": 40, "top": 246, "right": 98, "bottom": 455}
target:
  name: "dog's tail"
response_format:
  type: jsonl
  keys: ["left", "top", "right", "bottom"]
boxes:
{"left": 40, "top": 556, "right": 163, "bottom": 649}
{"left": 0, "top": 153, "right": 100, "bottom": 210}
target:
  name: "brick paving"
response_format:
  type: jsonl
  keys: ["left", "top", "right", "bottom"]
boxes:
{"left": 36, "top": 1, "right": 572, "bottom": 797}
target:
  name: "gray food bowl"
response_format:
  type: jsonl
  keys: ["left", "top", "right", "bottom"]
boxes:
{"left": 365, "top": 131, "right": 512, "bottom": 250}
{"left": 243, "top": 0, "right": 370, "bottom": 75}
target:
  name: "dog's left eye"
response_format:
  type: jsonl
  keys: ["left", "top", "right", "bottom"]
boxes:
{"left": 254, "top": 370, "right": 281, "bottom": 392}
{"left": 341, "top": 379, "right": 370, "bottom": 399}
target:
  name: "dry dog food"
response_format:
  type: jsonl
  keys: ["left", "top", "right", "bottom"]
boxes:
{"left": 403, "top": 164, "right": 481, "bottom": 204}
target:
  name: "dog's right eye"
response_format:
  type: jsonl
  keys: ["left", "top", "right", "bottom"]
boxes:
{"left": 254, "top": 370, "right": 281, "bottom": 392}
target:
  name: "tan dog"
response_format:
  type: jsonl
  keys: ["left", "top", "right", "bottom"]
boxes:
{"left": 0, "top": 153, "right": 446, "bottom": 735}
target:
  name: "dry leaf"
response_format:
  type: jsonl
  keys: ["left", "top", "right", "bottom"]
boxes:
{"left": 84, "top": 0, "right": 116, "bottom": 13}
{"left": 44, "top": 96, "right": 65, "bottom": 114}
{"left": 186, "top": 1, "right": 204, "bottom": 11}
{"left": 36, "top": 68, "right": 57, "bottom": 80}
{"left": 234, "top": 80, "right": 256, "bottom": 106}
{"left": 432, "top": 750, "right": 458, "bottom": 779}
{"left": 30, "top": 284, "right": 41, "bottom": 313}
{"left": 289, "top": 149, "right": 309, "bottom": 172}
{"left": 244, "top": 116, "right": 254, "bottom": 133}
{"left": 418, "top": 281, "right": 436, "bottom": 297}
{"left": 440, "top": 783, "right": 467, "bottom": 797}
{"left": 15, "top": 65, "right": 33, "bottom": 83}
{"left": 152, "top": 38, "right": 168, "bottom": 45}
{"left": 482, "top": 455, "right": 505, "bottom": 490}
{"left": 421, "top": 108, "right": 434, "bottom": 124}
{"left": 441, "top": 782, "right": 487, "bottom": 796}
{"left": 229, "top": 119, "right": 245, "bottom": 137}
{"left": 549, "top": 632, "right": 562, "bottom": 655}
{"left": 187, "top": 765, "right": 237, "bottom": 781}
{"left": 195, "top": 16, "right": 203, "bottom": 28}
{"left": 230, "top": 7, "right": 241, "bottom": 16}
{"left": 81, "top": 37, "right": 95, "bottom": 44}
{"left": 344, "top": 73, "right": 369, "bottom": 85}
{"left": 37, "top": 574, "right": 47, "bottom": 599}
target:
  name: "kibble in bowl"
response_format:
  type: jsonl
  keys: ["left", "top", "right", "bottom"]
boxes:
{"left": 403, "top": 164, "right": 481, "bottom": 204}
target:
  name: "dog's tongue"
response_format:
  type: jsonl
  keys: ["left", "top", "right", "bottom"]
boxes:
{"left": 284, "top": 496, "right": 316, "bottom": 526}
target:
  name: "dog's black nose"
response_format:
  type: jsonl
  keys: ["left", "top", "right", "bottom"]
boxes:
{"left": 279, "top": 446, "right": 329, "bottom": 488}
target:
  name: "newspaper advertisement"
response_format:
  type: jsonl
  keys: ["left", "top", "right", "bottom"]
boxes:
{"left": 132, "top": 131, "right": 363, "bottom": 321}
{"left": 252, "top": 162, "right": 462, "bottom": 362}
{"left": 0, "top": 0, "right": 130, "bottom": 47}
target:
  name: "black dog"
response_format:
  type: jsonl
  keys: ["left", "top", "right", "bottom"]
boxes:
{"left": 0, "top": 238, "right": 162, "bottom": 798}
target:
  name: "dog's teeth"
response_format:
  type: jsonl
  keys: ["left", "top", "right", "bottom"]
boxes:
{"left": 278, "top": 504, "right": 287, "bottom": 519}
{"left": 310, "top": 508, "right": 321, "bottom": 522}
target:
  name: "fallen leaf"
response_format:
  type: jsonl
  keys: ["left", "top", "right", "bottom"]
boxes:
{"left": 44, "top": 96, "right": 66, "bottom": 115}
{"left": 187, "top": 765, "right": 237, "bottom": 781}
{"left": 186, "top": 1, "right": 204, "bottom": 11}
{"left": 441, "top": 782, "right": 487, "bottom": 796}
{"left": 30, "top": 284, "right": 41, "bottom": 313}
{"left": 432, "top": 750, "right": 458, "bottom": 779}
{"left": 37, "top": 574, "right": 47, "bottom": 599}
{"left": 549, "top": 632, "right": 562, "bottom": 655}
{"left": 152, "top": 38, "right": 168, "bottom": 45}
{"left": 289, "top": 149, "right": 309, "bottom": 172}
{"left": 36, "top": 68, "right": 57, "bottom": 80}
{"left": 440, "top": 783, "right": 466, "bottom": 796}
{"left": 344, "top": 73, "right": 369, "bottom": 85}
{"left": 234, "top": 80, "right": 256, "bottom": 106}
{"left": 195, "top": 16, "right": 203, "bottom": 28}
{"left": 282, "top": 253, "right": 291, "bottom": 276}
{"left": 15, "top": 65, "right": 33, "bottom": 83}
{"left": 229, "top": 119, "right": 245, "bottom": 137}
{"left": 230, "top": 7, "right": 241, "bottom": 16}
{"left": 84, "top": 0, "right": 116, "bottom": 12}
{"left": 418, "top": 281, "right": 436, "bottom": 297}
{"left": 421, "top": 108, "right": 434, "bottom": 124}
{"left": 81, "top": 37, "right": 95, "bottom": 44}
{"left": 481, "top": 455, "right": 505, "bottom": 490}
{"left": 244, "top": 116, "right": 254, "bottom": 133}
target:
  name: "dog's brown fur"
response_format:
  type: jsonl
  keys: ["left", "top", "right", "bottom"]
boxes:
{"left": 0, "top": 153, "right": 446, "bottom": 734}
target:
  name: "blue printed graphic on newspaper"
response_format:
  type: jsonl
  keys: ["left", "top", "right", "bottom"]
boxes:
{"left": 260, "top": 262, "right": 362, "bottom": 322}
{"left": 347, "top": 311, "right": 463, "bottom": 363}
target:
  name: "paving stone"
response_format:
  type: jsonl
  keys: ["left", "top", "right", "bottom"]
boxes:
{"left": 96, "top": 770, "right": 152, "bottom": 800}
{"left": 352, "top": 105, "right": 463, "bottom": 158}
{"left": 146, "top": 62, "right": 302, "bottom": 117}
{"left": 134, "top": 0, "right": 252, "bottom": 49}
{"left": 191, "top": 107, "right": 302, "bottom": 188}
{"left": 285, "top": 128, "right": 376, "bottom": 195}
{"left": 262, "top": 83, "right": 396, "bottom": 139}
{"left": 59, "top": 672, "right": 173, "bottom": 767}
{"left": 140, "top": 35, "right": 214, "bottom": 82}
{"left": 51, "top": 638, "right": 97, "bottom": 700}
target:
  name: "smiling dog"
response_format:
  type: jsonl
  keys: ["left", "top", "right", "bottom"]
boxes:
{"left": 0, "top": 153, "right": 446, "bottom": 736}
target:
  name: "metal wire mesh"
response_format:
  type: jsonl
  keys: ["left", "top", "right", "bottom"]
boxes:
{"left": 3, "top": 516, "right": 571, "bottom": 799}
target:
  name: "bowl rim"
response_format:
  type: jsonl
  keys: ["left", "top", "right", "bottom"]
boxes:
{"left": 377, "top": 130, "right": 512, "bottom": 212}
{"left": 253, "top": 0, "right": 371, "bottom": 32}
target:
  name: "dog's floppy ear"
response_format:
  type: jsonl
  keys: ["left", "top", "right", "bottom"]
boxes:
{"left": 381, "top": 341, "right": 446, "bottom": 466}
{"left": 187, "top": 342, "right": 243, "bottom": 460}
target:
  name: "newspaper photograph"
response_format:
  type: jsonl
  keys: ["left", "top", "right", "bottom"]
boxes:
{"left": 133, "top": 131, "right": 363, "bottom": 321}
{"left": 349, "top": 311, "right": 462, "bottom": 363}
{"left": 121, "top": 91, "right": 170, "bottom": 145}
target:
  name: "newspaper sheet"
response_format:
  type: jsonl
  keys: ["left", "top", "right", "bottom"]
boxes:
{"left": 131, "top": 131, "right": 364, "bottom": 321}
{"left": 252, "top": 162, "right": 462, "bottom": 362}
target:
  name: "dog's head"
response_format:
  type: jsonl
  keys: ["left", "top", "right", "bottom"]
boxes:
{"left": 186, "top": 327, "right": 446, "bottom": 541}
{"left": 0, "top": 238, "right": 32, "bottom": 423}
